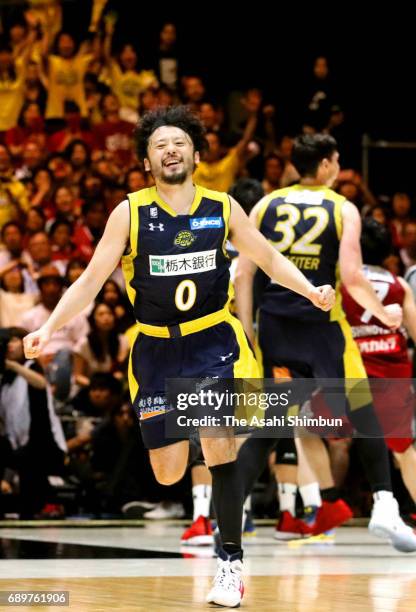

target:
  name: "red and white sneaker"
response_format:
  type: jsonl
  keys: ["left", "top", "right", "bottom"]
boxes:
{"left": 206, "top": 549, "right": 244, "bottom": 608}
{"left": 310, "top": 500, "right": 353, "bottom": 536}
{"left": 180, "top": 515, "right": 213, "bottom": 546}
{"left": 274, "top": 510, "right": 312, "bottom": 540}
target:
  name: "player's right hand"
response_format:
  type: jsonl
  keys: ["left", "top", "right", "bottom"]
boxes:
{"left": 23, "top": 327, "right": 52, "bottom": 359}
{"left": 380, "top": 303, "right": 402, "bottom": 329}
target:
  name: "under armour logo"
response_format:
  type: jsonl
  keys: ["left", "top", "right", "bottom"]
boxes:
{"left": 148, "top": 223, "right": 165, "bottom": 231}
{"left": 220, "top": 352, "right": 233, "bottom": 362}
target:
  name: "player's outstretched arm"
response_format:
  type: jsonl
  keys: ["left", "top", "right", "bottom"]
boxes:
{"left": 229, "top": 196, "right": 335, "bottom": 312}
{"left": 339, "top": 200, "right": 402, "bottom": 329}
{"left": 24, "top": 201, "right": 130, "bottom": 359}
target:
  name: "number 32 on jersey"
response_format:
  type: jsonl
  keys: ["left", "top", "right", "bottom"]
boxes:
{"left": 272, "top": 203, "right": 329, "bottom": 255}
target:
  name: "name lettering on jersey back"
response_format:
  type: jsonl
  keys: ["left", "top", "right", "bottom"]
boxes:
{"left": 190, "top": 217, "right": 223, "bottom": 230}
{"left": 356, "top": 335, "right": 399, "bottom": 355}
{"left": 288, "top": 255, "right": 320, "bottom": 270}
{"left": 284, "top": 191, "right": 324, "bottom": 205}
{"left": 269, "top": 255, "right": 320, "bottom": 279}
{"left": 149, "top": 249, "right": 217, "bottom": 276}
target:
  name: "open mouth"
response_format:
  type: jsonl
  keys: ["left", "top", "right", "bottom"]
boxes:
{"left": 163, "top": 159, "right": 182, "bottom": 169}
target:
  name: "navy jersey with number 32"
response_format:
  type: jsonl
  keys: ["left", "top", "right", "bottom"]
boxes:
{"left": 258, "top": 185, "right": 346, "bottom": 321}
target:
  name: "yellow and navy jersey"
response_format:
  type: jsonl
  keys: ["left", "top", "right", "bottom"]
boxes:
{"left": 257, "top": 184, "right": 345, "bottom": 322}
{"left": 121, "top": 185, "right": 232, "bottom": 326}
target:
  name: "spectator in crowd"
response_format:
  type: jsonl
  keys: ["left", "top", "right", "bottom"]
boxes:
{"left": 70, "top": 373, "right": 123, "bottom": 420}
{"left": 0, "top": 266, "right": 37, "bottom": 327}
{"left": 261, "top": 153, "right": 285, "bottom": 194}
{"left": 45, "top": 185, "right": 81, "bottom": 230}
{"left": 73, "top": 301, "right": 129, "bottom": 387}
{"left": 399, "top": 220, "right": 416, "bottom": 271}
{"left": 90, "top": 402, "right": 165, "bottom": 516}
{"left": 389, "top": 192, "right": 412, "bottom": 249}
{"left": 14, "top": 140, "right": 44, "bottom": 182}
{"left": 138, "top": 87, "right": 159, "bottom": 116}
{"left": 41, "top": 24, "right": 100, "bottom": 121}
{"left": 27, "top": 231, "right": 65, "bottom": 277}
{"left": 20, "top": 264, "right": 89, "bottom": 397}
{"left": 126, "top": 167, "right": 147, "bottom": 193}
{"left": 193, "top": 99, "right": 260, "bottom": 192}
{"left": 368, "top": 205, "right": 388, "bottom": 227}
{"left": 94, "top": 93, "right": 135, "bottom": 169}
{"left": 302, "top": 55, "right": 338, "bottom": 132}
{"left": 0, "top": 144, "right": 29, "bottom": 230}
{"left": 0, "top": 327, "right": 66, "bottom": 518}
{"left": 157, "top": 84, "right": 176, "bottom": 109}
{"left": 30, "top": 167, "right": 54, "bottom": 212}
{"left": 47, "top": 101, "right": 95, "bottom": 152}
{"left": 155, "top": 22, "right": 180, "bottom": 91}
{"left": 65, "top": 257, "right": 87, "bottom": 286}
{"left": 0, "top": 221, "right": 31, "bottom": 269}
{"left": 5, "top": 101, "right": 45, "bottom": 158}
{"left": 47, "top": 151, "right": 74, "bottom": 186}
{"left": 182, "top": 75, "right": 205, "bottom": 112}
{"left": 72, "top": 199, "right": 106, "bottom": 261}
{"left": 198, "top": 101, "right": 224, "bottom": 134}
{"left": 0, "top": 17, "right": 37, "bottom": 134}
{"left": 23, "top": 60, "right": 47, "bottom": 112}
{"left": 335, "top": 169, "right": 377, "bottom": 212}
{"left": 49, "top": 219, "right": 75, "bottom": 267}
{"left": 96, "top": 279, "right": 134, "bottom": 332}
{"left": 25, "top": 207, "right": 46, "bottom": 238}
{"left": 65, "top": 139, "right": 91, "bottom": 187}
{"left": 103, "top": 14, "right": 158, "bottom": 123}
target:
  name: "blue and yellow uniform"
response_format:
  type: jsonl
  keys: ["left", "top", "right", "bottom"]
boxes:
{"left": 256, "top": 185, "right": 366, "bottom": 387}
{"left": 122, "top": 184, "right": 258, "bottom": 448}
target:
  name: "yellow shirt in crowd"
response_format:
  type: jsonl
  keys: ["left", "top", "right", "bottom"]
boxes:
{"left": 108, "top": 61, "right": 158, "bottom": 110}
{"left": 0, "top": 178, "right": 30, "bottom": 229}
{"left": 193, "top": 148, "right": 240, "bottom": 193}
{"left": 46, "top": 54, "right": 93, "bottom": 119}
{"left": 0, "top": 59, "right": 26, "bottom": 131}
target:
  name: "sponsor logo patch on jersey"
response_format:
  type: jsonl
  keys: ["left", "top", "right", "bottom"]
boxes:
{"left": 190, "top": 217, "right": 223, "bottom": 230}
{"left": 148, "top": 223, "right": 165, "bottom": 231}
{"left": 174, "top": 230, "right": 196, "bottom": 248}
{"left": 149, "top": 249, "right": 217, "bottom": 276}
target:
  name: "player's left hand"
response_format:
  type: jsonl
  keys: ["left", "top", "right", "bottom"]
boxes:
{"left": 308, "top": 285, "right": 335, "bottom": 311}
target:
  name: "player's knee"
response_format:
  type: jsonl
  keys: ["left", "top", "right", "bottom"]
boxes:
{"left": 153, "top": 464, "right": 186, "bottom": 486}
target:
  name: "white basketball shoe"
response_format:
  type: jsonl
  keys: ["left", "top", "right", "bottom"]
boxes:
{"left": 369, "top": 491, "right": 416, "bottom": 552}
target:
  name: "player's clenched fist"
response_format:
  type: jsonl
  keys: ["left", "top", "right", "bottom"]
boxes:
{"left": 308, "top": 285, "right": 336, "bottom": 312}
{"left": 23, "top": 327, "right": 52, "bottom": 359}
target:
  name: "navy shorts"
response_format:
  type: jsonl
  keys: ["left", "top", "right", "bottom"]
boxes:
{"left": 128, "top": 315, "right": 258, "bottom": 449}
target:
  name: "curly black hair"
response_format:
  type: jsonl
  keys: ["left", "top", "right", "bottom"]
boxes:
{"left": 134, "top": 106, "right": 208, "bottom": 161}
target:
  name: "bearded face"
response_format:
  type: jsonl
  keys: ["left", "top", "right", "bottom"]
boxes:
{"left": 145, "top": 126, "right": 199, "bottom": 185}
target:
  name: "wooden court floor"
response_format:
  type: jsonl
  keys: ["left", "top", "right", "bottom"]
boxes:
{"left": 1, "top": 575, "right": 416, "bottom": 611}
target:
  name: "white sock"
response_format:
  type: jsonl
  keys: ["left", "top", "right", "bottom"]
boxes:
{"left": 192, "top": 484, "right": 211, "bottom": 520}
{"left": 242, "top": 495, "right": 252, "bottom": 529}
{"left": 299, "top": 483, "right": 322, "bottom": 508}
{"left": 278, "top": 482, "right": 297, "bottom": 516}
{"left": 373, "top": 490, "right": 393, "bottom": 504}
